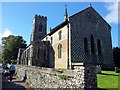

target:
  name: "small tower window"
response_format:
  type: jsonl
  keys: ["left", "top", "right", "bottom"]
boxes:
{"left": 58, "top": 31, "right": 62, "bottom": 40}
{"left": 84, "top": 37, "right": 89, "bottom": 53}
{"left": 39, "top": 24, "right": 42, "bottom": 32}
{"left": 97, "top": 39, "right": 102, "bottom": 54}
{"left": 90, "top": 35, "right": 95, "bottom": 53}
{"left": 58, "top": 44, "right": 62, "bottom": 58}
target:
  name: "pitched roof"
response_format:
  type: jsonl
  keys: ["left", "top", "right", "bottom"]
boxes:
{"left": 48, "top": 7, "right": 91, "bottom": 36}
{"left": 69, "top": 6, "right": 111, "bottom": 28}
{"left": 48, "top": 20, "right": 68, "bottom": 36}
{"left": 69, "top": 7, "right": 91, "bottom": 18}
{"left": 48, "top": 6, "right": 111, "bottom": 36}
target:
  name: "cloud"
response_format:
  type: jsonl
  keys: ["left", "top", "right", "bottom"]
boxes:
{"left": 104, "top": 1, "right": 119, "bottom": 24}
{"left": 2, "top": 28, "right": 12, "bottom": 37}
{"left": 0, "top": 28, "right": 12, "bottom": 44}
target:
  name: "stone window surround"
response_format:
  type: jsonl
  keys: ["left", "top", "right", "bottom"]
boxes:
{"left": 84, "top": 35, "right": 102, "bottom": 55}
{"left": 58, "top": 44, "right": 62, "bottom": 58}
{"left": 58, "top": 31, "right": 62, "bottom": 41}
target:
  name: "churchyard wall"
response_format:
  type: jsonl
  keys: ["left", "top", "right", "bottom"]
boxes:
{"left": 16, "top": 64, "right": 97, "bottom": 88}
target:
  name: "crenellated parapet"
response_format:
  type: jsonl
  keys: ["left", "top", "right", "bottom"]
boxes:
{"left": 30, "top": 14, "right": 47, "bottom": 43}
{"left": 34, "top": 14, "right": 47, "bottom": 19}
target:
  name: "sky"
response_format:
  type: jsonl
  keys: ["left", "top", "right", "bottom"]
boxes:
{"left": 0, "top": 1, "right": 119, "bottom": 48}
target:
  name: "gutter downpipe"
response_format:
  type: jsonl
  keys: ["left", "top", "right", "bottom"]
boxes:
{"left": 67, "top": 18, "right": 72, "bottom": 69}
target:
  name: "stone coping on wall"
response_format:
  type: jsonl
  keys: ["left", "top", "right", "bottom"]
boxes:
{"left": 16, "top": 63, "right": 96, "bottom": 76}
{"left": 16, "top": 64, "right": 96, "bottom": 78}
{"left": 72, "top": 62, "right": 84, "bottom": 66}
{"left": 16, "top": 65, "right": 80, "bottom": 76}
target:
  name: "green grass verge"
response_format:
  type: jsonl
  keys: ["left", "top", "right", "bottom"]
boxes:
{"left": 97, "top": 70, "right": 119, "bottom": 89}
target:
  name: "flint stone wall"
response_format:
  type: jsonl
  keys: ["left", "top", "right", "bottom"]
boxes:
{"left": 16, "top": 64, "right": 97, "bottom": 88}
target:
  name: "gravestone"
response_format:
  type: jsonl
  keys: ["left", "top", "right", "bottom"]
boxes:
{"left": 96, "top": 65, "right": 101, "bottom": 74}
{"left": 115, "top": 67, "right": 119, "bottom": 73}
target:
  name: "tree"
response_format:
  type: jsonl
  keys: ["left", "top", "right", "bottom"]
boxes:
{"left": 2, "top": 35, "right": 27, "bottom": 63}
{"left": 113, "top": 47, "right": 120, "bottom": 68}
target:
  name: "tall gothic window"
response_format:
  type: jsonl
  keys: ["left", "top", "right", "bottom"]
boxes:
{"left": 97, "top": 39, "right": 102, "bottom": 54}
{"left": 58, "top": 44, "right": 62, "bottom": 58}
{"left": 39, "top": 24, "right": 42, "bottom": 32}
{"left": 58, "top": 31, "right": 62, "bottom": 40}
{"left": 84, "top": 37, "right": 89, "bottom": 53}
{"left": 90, "top": 35, "right": 95, "bottom": 53}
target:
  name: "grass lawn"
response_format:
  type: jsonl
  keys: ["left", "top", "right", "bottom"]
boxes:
{"left": 97, "top": 70, "right": 120, "bottom": 89}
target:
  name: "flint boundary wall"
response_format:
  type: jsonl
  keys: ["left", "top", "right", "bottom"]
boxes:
{"left": 16, "top": 64, "right": 97, "bottom": 89}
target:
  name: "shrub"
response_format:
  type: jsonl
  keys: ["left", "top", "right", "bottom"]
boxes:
{"left": 59, "top": 75, "right": 68, "bottom": 80}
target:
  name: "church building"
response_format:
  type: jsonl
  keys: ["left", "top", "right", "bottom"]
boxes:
{"left": 17, "top": 5, "right": 114, "bottom": 70}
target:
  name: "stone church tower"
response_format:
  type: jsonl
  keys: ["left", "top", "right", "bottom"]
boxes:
{"left": 17, "top": 15, "right": 48, "bottom": 66}
{"left": 29, "top": 15, "right": 48, "bottom": 67}
{"left": 30, "top": 15, "right": 47, "bottom": 43}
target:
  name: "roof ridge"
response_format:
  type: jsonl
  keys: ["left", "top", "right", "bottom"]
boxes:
{"left": 69, "top": 6, "right": 92, "bottom": 18}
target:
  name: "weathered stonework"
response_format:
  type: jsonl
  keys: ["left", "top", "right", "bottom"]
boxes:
{"left": 16, "top": 64, "right": 97, "bottom": 89}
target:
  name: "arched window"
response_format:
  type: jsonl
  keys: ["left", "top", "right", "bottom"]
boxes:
{"left": 84, "top": 37, "right": 89, "bottom": 53}
{"left": 90, "top": 35, "right": 95, "bottom": 53}
{"left": 58, "top": 44, "right": 62, "bottom": 58}
{"left": 39, "top": 24, "right": 42, "bottom": 32}
{"left": 97, "top": 39, "right": 102, "bottom": 54}
{"left": 58, "top": 31, "right": 62, "bottom": 40}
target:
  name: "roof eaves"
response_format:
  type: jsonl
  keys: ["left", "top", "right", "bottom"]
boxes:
{"left": 48, "top": 20, "right": 68, "bottom": 36}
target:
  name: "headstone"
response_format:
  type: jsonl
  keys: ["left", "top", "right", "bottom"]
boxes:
{"left": 96, "top": 65, "right": 101, "bottom": 74}
{"left": 115, "top": 67, "right": 119, "bottom": 73}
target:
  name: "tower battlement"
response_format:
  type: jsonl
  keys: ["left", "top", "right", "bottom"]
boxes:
{"left": 34, "top": 14, "right": 47, "bottom": 19}
{"left": 31, "top": 14, "right": 47, "bottom": 43}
